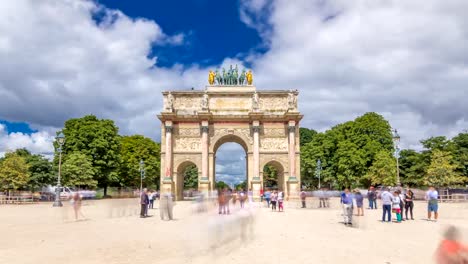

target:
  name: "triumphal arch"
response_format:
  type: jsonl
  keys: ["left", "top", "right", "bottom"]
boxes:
{"left": 158, "top": 66, "right": 302, "bottom": 200}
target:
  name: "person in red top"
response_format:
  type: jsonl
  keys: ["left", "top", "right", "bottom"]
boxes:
{"left": 260, "top": 188, "right": 264, "bottom": 202}
{"left": 435, "top": 225, "right": 468, "bottom": 264}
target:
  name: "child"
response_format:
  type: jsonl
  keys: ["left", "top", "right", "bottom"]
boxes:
{"left": 392, "top": 191, "right": 402, "bottom": 223}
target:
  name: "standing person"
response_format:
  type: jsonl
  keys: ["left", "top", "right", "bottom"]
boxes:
{"left": 264, "top": 189, "right": 271, "bottom": 208}
{"left": 392, "top": 191, "right": 402, "bottom": 223}
{"left": 232, "top": 190, "right": 238, "bottom": 208}
{"left": 260, "top": 188, "right": 264, "bottom": 202}
{"left": 300, "top": 190, "right": 307, "bottom": 208}
{"left": 354, "top": 190, "right": 364, "bottom": 216}
{"left": 324, "top": 187, "right": 330, "bottom": 208}
{"left": 373, "top": 188, "right": 379, "bottom": 209}
{"left": 368, "top": 187, "right": 375, "bottom": 209}
{"left": 278, "top": 190, "right": 284, "bottom": 212}
{"left": 225, "top": 188, "right": 231, "bottom": 214}
{"left": 319, "top": 188, "right": 326, "bottom": 208}
{"left": 381, "top": 187, "right": 393, "bottom": 222}
{"left": 398, "top": 190, "right": 405, "bottom": 221}
{"left": 270, "top": 191, "right": 277, "bottom": 211}
{"left": 434, "top": 225, "right": 468, "bottom": 264}
{"left": 218, "top": 189, "right": 225, "bottom": 214}
{"left": 426, "top": 186, "right": 439, "bottom": 221}
{"left": 341, "top": 188, "right": 353, "bottom": 226}
{"left": 404, "top": 188, "right": 415, "bottom": 220}
{"left": 140, "top": 188, "right": 149, "bottom": 218}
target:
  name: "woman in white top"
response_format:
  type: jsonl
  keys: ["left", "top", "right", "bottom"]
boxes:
{"left": 392, "top": 191, "right": 402, "bottom": 223}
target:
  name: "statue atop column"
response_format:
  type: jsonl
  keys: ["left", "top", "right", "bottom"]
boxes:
{"left": 164, "top": 92, "right": 174, "bottom": 112}
{"left": 252, "top": 91, "right": 259, "bottom": 112}
{"left": 201, "top": 91, "right": 209, "bottom": 111}
{"left": 288, "top": 90, "right": 297, "bottom": 111}
{"left": 209, "top": 65, "right": 252, "bottom": 86}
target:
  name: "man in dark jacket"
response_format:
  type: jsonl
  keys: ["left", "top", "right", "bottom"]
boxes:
{"left": 140, "top": 188, "right": 149, "bottom": 218}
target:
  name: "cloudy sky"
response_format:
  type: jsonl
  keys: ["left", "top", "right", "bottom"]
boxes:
{"left": 1, "top": 0, "right": 468, "bottom": 184}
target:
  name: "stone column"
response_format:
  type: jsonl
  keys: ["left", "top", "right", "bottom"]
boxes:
{"left": 201, "top": 121, "right": 209, "bottom": 181}
{"left": 252, "top": 121, "right": 261, "bottom": 199}
{"left": 164, "top": 121, "right": 173, "bottom": 181}
{"left": 288, "top": 120, "right": 296, "bottom": 180}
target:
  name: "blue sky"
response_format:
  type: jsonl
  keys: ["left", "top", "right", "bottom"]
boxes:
{"left": 1, "top": 0, "right": 468, "bottom": 184}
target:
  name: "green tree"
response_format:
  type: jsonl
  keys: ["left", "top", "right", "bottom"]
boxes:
{"left": 215, "top": 181, "right": 229, "bottom": 189}
{"left": 425, "top": 150, "right": 463, "bottom": 187}
{"left": 0, "top": 152, "right": 29, "bottom": 190}
{"left": 364, "top": 150, "right": 397, "bottom": 186}
{"left": 399, "top": 149, "right": 427, "bottom": 187}
{"left": 118, "top": 135, "right": 161, "bottom": 189}
{"left": 61, "top": 152, "right": 97, "bottom": 189}
{"left": 300, "top": 128, "right": 317, "bottom": 147}
{"left": 451, "top": 132, "right": 468, "bottom": 179}
{"left": 13, "top": 148, "right": 55, "bottom": 191}
{"left": 235, "top": 180, "right": 247, "bottom": 190}
{"left": 60, "top": 115, "right": 120, "bottom": 195}
{"left": 183, "top": 165, "right": 198, "bottom": 189}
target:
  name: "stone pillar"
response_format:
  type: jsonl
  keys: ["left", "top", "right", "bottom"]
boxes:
{"left": 251, "top": 121, "right": 261, "bottom": 199}
{"left": 199, "top": 121, "right": 210, "bottom": 195}
{"left": 288, "top": 120, "right": 296, "bottom": 180}
{"left": 162, "top": 121, "right": 173, "bottom": 193}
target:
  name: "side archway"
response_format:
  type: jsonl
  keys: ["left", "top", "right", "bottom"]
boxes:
{"left": 262, "top": 160, "right": 286, "bottom": 191}
{"left": 175, "top": 161, "right": 199, "bottom": 200}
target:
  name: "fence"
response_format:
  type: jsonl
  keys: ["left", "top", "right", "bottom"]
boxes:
{"left": 0, "top": 192, "right": 35, "bottom": 205}
{"left": 438, "top": 194, "right": 468, "bottom": 203}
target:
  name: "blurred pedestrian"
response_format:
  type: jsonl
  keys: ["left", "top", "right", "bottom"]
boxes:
{"left": 426, "top": 186, "right": 439, "bottom": 221}
{"left": 404, "top": 188, "right": 415, "bottom": 220}
{"left": 278, "top": 190, "right": 284, "bottom": 212}
{"left": 319, "top": 188, "right": 326, "bottom": 208}
{"left": 260, "top": 188, "right": 264, "bottom": 202}
{"left": 398, "top": 190, "right": 405, "bottom": 221}
{"left": 368, "top": 187, "right": 375, "bottom": 209}
{"left": 264, "top": 189, "right": 271, "bottom": 208}
{"left": 160, "top": 188, "right": 174, "bottom": 221}
{"left": 435, "top": 225, "right": 468, "bottom": 264}
{"left": 72, "top": 192, "right": 84, "bottom": 221}
{"left": 148, "top": 190, "right": 155, "bottom": 209}
{"left": 271, "top": 191, "right": 277, "bottom": 211}
{"left": 300, "top": 190, "right": 307, "bottom": 208}
{"left": 239, "top": 189, "right": 246, "bottom": 209}
{"left": 354, "top": 190, "right": 364, "bottom": 216}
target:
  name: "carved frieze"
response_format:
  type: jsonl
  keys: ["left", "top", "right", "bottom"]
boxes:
{"left": 262, "top": 128, "right": 286, "bottom": 137}
{"left": 259, "top": 96, "right": 288, "bottom": 111}
{"left": 174, "top": 137, "right": 201, "bottom": 151}
{"left": 260, "top": 137, "right": 288, "bottom": 151}
{"left": 212, "top": 127, "right": 253, "bottom": 144}
{"left": 175, "top": 128, "right": 200, "bottom": 137}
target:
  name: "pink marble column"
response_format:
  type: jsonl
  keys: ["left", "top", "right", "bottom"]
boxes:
{"left": 288, "top": 121, "right": 296, "bottom": 179}
{"left": 252, "top": 121, "right": 260, "bottom": 180}
{"left": 164, "top": 121, "right": 173, "bottom": 179}
{"left": 201, "top": 121, "right": 209, "bottom": 180}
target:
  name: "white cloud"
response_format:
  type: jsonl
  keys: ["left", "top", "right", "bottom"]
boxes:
{"left": 0, "top": 124, "right": 54, "bottom": 157}
{"left": 1, "top": 0, "right": 468, "bottom": 160}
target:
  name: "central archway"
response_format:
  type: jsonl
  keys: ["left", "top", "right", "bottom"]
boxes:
{"left": 210, "top": 134, "right": 250, "bottom": 191}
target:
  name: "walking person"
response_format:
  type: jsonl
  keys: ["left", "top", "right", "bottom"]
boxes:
{"left": 72, "top": 192, "right": 85, "bottom": 221}
{"left": 140, "top": 188, "right": 149, "bottom": 218}
{"left": 341, "top": 188, "right": 353, "bottom": 226}
{"left": 373, "top": 188, "right": 378, "bottom": 209}
{"left": 300, "top": 189, "right": 307, "bottom": 208}
{"left": 434, "top": 225, "right": 468, "bottom": 264}
{"left": 260, "top": 188, "right": 264, "bottom": 202}
{"left": 248, "top": 188, "right": 253, "bottom": 204}
{"left": 218, "top": 189, "right": 226, "bottom": 214}
{"left": 264, "top": 189, "right": 271, "bottom": 208}
{"left": 319, "top": 188, "right": 326, "bottom": 208}
{"left": 404, "top": 188, "right": 415, "bottom": 220}
{"left": 270, "top": 191, "right": 277, "bottom": 211}
{"left": 354, "top": 190, "right": 364, "bottom": 216}
{"left": 381, "top": 187, "right": 393, "bottom": 222}
{"left": 426, "top": 186, "right": 439, "bottom": 221}
{"left": 392, "top": 191, "right": 402, "bottom": 223}
{"left": 160, "top": 188, "right": 174, "bottom": 221}
{"left": 239, "top": 190, "right": 246, "bottom": 209}
{"left": 278, "top": 190, "right": 284, "bottom": 212}
{"left": 148, "top": 190, "right": 154, "bottom": 209}
{"left": 232, "top": 190, "right": 238, "bottom": 208}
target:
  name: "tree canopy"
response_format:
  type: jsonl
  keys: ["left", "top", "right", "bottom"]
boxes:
{"left": 61, "top": 152, "right": 97, "bottom": 189}
{"left": 0, "top": 152, "right": 29, "bottom": 190}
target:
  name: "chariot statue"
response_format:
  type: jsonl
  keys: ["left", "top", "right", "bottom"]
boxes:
{"left": 209, "top": 65, "right": 253, "bottom": 86}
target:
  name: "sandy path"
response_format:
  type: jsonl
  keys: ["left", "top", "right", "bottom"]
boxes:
{"left": 1, "top": 198, "right": 468, "bottom": 264}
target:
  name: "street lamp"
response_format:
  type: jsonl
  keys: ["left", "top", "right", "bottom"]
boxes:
{"left": 392, "top": 129, "right": 401, "bottom": 187}
{"left": 307, "top": 168, "right": 312, "bottom": 189}
{"left": 316, "top": 159, "right": 322, "bottom": 189}
{"left": 139, "top": 160, "right": 145, "bottom": 194}
{"left": 53, "top": 132, "right": 65, "bottom": 207}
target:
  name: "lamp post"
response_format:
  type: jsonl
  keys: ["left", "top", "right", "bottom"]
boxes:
{"left": 392, "top": 129, "right": 401, "bottom": 187}
{"left": 307, "top": 168, "right": 312, "bottom": 189}
{"left": 139, "top": 160, "right": 145, "bottom": 194}
{"left": 316, "top": 159, "right": 322, "bottom": 189}
{"left": 53, "top": 132, "right": 65, "bottom": 207}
